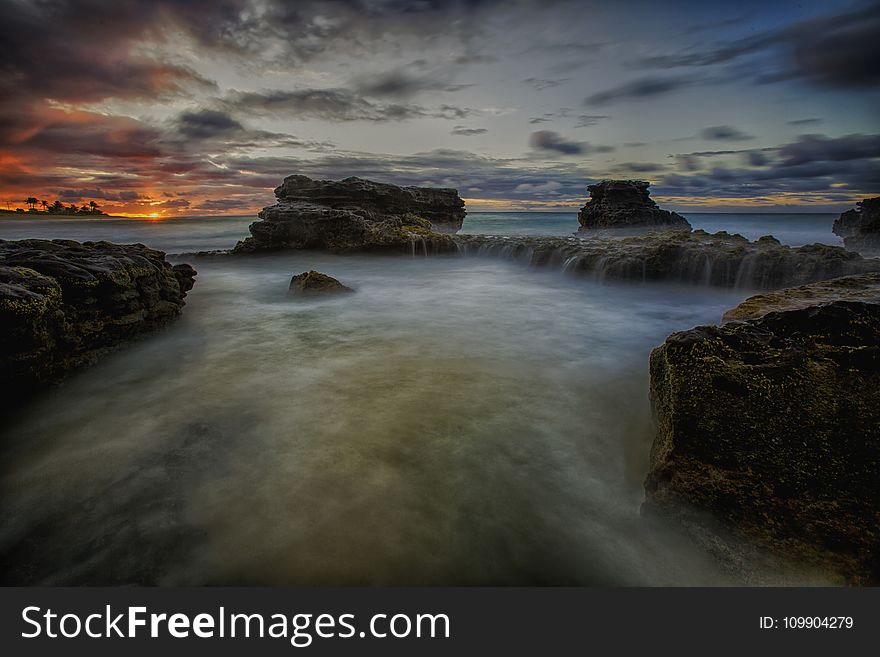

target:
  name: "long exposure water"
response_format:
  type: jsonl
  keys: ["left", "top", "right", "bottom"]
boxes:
{"left": 0, "top": 212, "right": 841, "bottom": 584}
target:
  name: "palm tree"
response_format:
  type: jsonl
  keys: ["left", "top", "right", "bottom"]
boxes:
{"left": 67, "top": 203, "right": 78, "bottom": 214}
{"left": 89, "top": 200, "right": 99, "bottom": 214}
{"left": 41, "top": 200, "right": 48, "bottom": 212}
{"left": 51, "top": 200, "right": 64, "bottom": 213}
{"left": 26, "top": 196, "right": 38, "bottom": 210}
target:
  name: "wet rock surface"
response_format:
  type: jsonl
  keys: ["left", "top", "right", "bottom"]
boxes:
{"left": 644, "top": 272, "right": 880, "bottom": 583}
{"left": 0, "top": 239, "right": 196, "bottom": 401}
{"left": 833, "top": 196, "right": 880, "bottom": 255}
{"left": 235, "top": 175, "right": 464, "bottom": 253}
{"left": 289, "top": 270, "right": 354, "bottom": 296}
{"left": 577, "top": 180, "right": 691, "bottom": 232}
{"left": 454, "top": 230, "right": 880, "bottom": 290}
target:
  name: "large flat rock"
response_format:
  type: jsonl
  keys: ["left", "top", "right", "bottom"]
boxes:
{"left": 644, "top": 272, "right": 880, "bottom": 583}
{"left": 0, "top": 239, "right": 196, "bottom": 402}
{"left": 235, "top": 175, "right": 465, "bottom": 253}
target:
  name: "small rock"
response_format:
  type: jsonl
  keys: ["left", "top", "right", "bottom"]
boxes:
{"left": 577, "top": 180, "right": 692, "bottom": 232}
{"left": 288, "top": 270, "right": 354, "bottom": 296}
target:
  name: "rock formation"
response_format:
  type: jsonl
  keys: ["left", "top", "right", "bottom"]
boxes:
{"left": 0, "top": 239, "right": 197, "bottom": 402}
{"left": 234, "top": 175, "right": 465, "bottom": 253}
{"left": 289, "top": 270, "right": 354, "bottom": 296}
{"left": 454, "top": 230, "right": 880, "bottom": 290}
{"left": 644, "top": 272, "right": 880, "bottom": 584}
{"left": 833, "top": 196, "right": 880, "bottom": 255}
{"left": 577, "top": 180, "right": 691, "bottom": 231}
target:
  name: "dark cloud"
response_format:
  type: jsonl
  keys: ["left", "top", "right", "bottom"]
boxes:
{"left": 746, "top": 151, "right": 769, "bottom": 167}
{"left": 223, "top": 89, "right": 473, "bottom": 122}
{"left": 522, "top": 77, "right": 568, "bottom": 91}
{"left": 0, "top": 0, "right": 219, "bottom": 104}
{"left": 529, "top": 131, "right": 585, "bottom": 155}
{"left": 636, "top": 3, "right": 880, "bottom": 89}
{"left": 574, "top": 115, "right": 610, "bottom": 128}
{"left": 153, "top": 198, "right": 191, "bottom": 209}
{"left": 353, "top": 69, "right": 473, "bottom": 98}
{"left": 58, "top": 189, "right": 144, "bottom": 202}
{"left": 612, "top": 162, "right": 667, "bottom": 173}
{"left": 1, "top": 107, "right": 162, "bottom": 158}
{"left": 787, "top": 118, "right": 823, "bottom": 126}
{"left": 674, "top": 154, "right": 701, "bottom": 171}
{"left": 174, "top": 110, "right": 244, "bottom": 139}
{"left": 194, "top": 198, "right": 256, "bottom": 211}
{"left": 167, "top": 108, "right": 332, "bottom": 150}
{"left": 700, "top": 125, "right": 754, "bottom": 141}
{"left": 451, "top": 126, "right": 488, "bottom": 136}
{"left": 528, "top": 117, "right": 551, "bottom": 124}
{"left": 585, "top": 77, "right": 690, "bottom": 106}
{"left": 777, "top": 133, "right": 880, "bottom": 167}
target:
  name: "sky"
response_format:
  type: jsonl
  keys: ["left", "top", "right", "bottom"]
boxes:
{"left": 0, "top": 0, "right": 878, "bottom": 217}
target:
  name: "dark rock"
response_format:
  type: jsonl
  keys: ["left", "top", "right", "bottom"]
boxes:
{"left": 0, "top": 239, "right": 196, "bottom": 402}
{"left": 833, "top": 197, "right": 880, "bottom": 255}
{"left": 644, "top": 272, "right": 880, "bottom": 584}
{"left": 454, "top": 229, "right": 880, "bottom": 290}
{"left": 234, "top": 175, "right": 464, "bottom": 253}
{"left": 577, "top": 180, "right": 692, "bottom": 232}
{"left": 288, "top": 270, "right": 354, "bottom": 296}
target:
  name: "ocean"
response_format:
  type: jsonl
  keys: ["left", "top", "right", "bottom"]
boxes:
{"left": 0, "top": 212, "right": 841, "bottom": 585}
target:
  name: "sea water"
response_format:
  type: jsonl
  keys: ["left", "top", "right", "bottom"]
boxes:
{"left": 0, "top": 212, "right": 840, "bottom": 584}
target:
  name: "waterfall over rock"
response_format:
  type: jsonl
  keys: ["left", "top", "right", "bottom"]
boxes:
{"left": 453, "top": 230, "right": 880, "bottom": 290}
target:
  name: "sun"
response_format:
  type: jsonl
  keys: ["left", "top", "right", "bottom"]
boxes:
{"left": 149, "top": 212, "right": 159, "bottom": 218}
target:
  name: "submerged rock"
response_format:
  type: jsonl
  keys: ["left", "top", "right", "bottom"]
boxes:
{"left": 234, "top": 175, "right": 464, "bottom": 253}
{"left": 0, "top": 239, "right": 196, "bottom": 401}
{"left": 577, "top": 180, "right": 691, "bottom": 232}
{"left": 289, "top": 270, "right": 354, "bottom": 296}
{"left": 454, "top": 229, "right": 880, "bottom": 290}
{"left": 833, "top": 196, "right": 880, "bottom": 255}
{"left": 644, "top": 272, "right": 880, "bottom": 584}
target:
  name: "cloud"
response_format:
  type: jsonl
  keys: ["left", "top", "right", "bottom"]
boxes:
{"left": 174, "top": 109, "right": 244, "bottom": 139}
{"left": 746, "top": 151, "right": 769, "bottom": 167}
{"left": 529, "top": 131, "right": 586, "bottom": 155}
{"left": 585, "top": 77, "right": 690, "bottom": 106}
{"left": 635, "top": 4, "right": 880, "bottom": 90}
{"left": 787, "top": 118, "right": 823, "bottom": 126}
{"left": 700, "top": 125, "right": 754, "bottom": 141}
{"left": 574, "top": 115, "right": 610, "bottom": 128}
{"left": 353, "top": 68, "right": 473, "bottom": 98}
{"left": 777, "top": 133, "right": 880, "bottom": 167}
{"left": 451, "top": 126, "right": 488, "bottom": 136}
{"left": 223, "top": 89, "right": 474, "bottom": 122}
{"left": 522, "top": 77, "right": 568, "bottom": 91}
{"left": 513, "top": 181, "right": 562, "bottom": 193}
{"left": 612, "top": 162, "right": 667, "bottom": 173}
{"left": 58, "top": 188, "right": 144, "bottom": 201}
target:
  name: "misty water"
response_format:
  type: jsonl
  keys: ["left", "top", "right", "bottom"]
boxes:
{"left": 0, "top": 213, "right": 840, "bottom": 584}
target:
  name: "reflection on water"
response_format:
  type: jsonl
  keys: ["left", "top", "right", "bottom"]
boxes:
{"left": 2, "top": 252, "right": 750, "bottom": 585}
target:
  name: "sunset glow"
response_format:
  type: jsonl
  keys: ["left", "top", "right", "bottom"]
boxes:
{"left": 1, "top": 0, "right": 877, "bottom": 216}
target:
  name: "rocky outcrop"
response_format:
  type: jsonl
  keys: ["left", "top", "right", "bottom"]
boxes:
{"left": 289, "top": 270, "right": 354, "bottom": 296}
{"left": 454, "top": 230, "right": 880, "bottom": 290}
{"left": 833, "top": 197, "right": 880, "bottom": 255}
{"left": 577, "top": 180, "right": 691, "bottom": 232}
{"left": 234, "top": 175, "right": 464, "bottom": 253}
{"left": 0, "top": 239, "right": 196, "bottom": 402}
{"left": 644, "top": 273, "right": 880, "bottom": 584}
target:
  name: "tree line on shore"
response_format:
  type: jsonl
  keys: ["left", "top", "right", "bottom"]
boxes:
{"left": 4, "top": 197, "right": 105, "bottom": 215}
